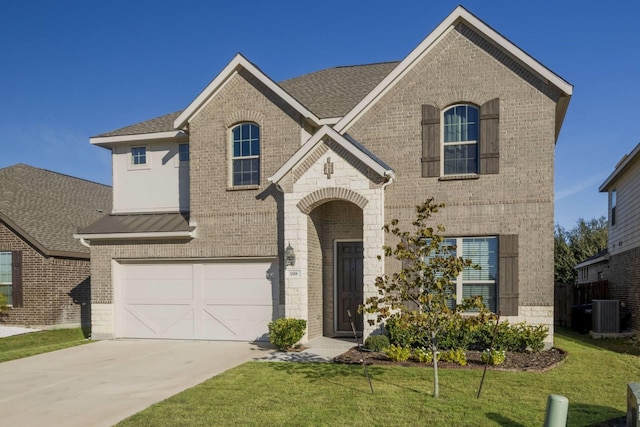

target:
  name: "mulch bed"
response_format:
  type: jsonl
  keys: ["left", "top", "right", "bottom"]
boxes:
{"left": 334, "top": 347, "right": 566, "bottom": 372}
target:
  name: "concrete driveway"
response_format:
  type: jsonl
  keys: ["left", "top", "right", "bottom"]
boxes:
{"left": 0, "top": 339, "right": 268, "bottom": 427}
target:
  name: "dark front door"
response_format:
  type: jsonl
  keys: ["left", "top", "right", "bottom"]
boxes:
{"left": 336, "top": 241, "right": 364, "bottom": 333}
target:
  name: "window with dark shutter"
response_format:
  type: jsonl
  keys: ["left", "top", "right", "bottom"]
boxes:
{"left": 421, "top": 104, "right": 440, "bottom": 177}
{"left": 479, "top": 98, "right": 500, "bottom": 174}
{"left": 498, "top": 234, "right": 518, "bottom": 316}
{"left": 11, "top": 251, "right": 23, "bottom": 308}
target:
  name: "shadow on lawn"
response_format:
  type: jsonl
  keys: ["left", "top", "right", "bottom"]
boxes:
{"left": 485, "top": 412, "right": 526, "bottom": 427}
{"left": 572, "top": 402, "right": 626, "bottom": 427}
{"left": 556, "top": 327, "right": 640, "bottom": 356}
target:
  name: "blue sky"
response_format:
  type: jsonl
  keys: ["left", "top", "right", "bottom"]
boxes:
{"left": 1, "top": 0, "right": 638, "bottom": 229}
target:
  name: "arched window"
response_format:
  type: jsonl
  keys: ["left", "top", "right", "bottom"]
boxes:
{"left": 442, "top": 104, "right": 479, "bottom": 175}
{"left": 231, "top": 123, "right": 260, "bottom": 186}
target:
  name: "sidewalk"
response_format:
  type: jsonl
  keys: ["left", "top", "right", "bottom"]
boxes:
{"left": 256, "top": 336, "right": 356, "bottom": 362}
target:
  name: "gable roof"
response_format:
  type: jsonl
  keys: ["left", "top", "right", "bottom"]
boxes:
{"left": 279, "top": 62, "right": 399, "bottom": 120}
{"left": 600, "top": 142, "right": 640, "bottom": 192}
{"left": 173, "top": 53, "right": 323, "bottom": 130}
{"left": 574, "top": 248, "right": 609, "bottom": 270}
{"left": 0, "top": 164, "right": 112, "bottom": 258}
{"left": 334, "top": 5, "right": 573, "bottom": 140}
{"left": 268, "top": 125, "right": 395, "bottom": 184}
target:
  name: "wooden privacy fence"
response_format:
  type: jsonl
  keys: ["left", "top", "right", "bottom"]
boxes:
{"left": 554, "top": 280, "right": 609, "bottom": 327}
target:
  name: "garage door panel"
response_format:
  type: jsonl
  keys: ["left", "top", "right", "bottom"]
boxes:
{"left": 118, "top": 261, "right": 277, "bottom": 341}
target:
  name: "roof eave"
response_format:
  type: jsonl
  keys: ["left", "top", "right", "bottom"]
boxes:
{"left": 90, "top": 131, "right": 188, "bottom": 147}
{"left": 73, "top": 230, "right": 196, "bottom": 241}
{"left": 599, "top": 143, "right": 640, "bottom": 192}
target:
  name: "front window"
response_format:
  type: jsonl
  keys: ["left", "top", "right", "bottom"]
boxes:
{"left": 611, "top": 189, "right": 617, "bottom": 226}
{"left": 231, "top": 123, "right": 260, "bottom": 186}
{"left": 425, "top": 236, "right": 497, "bottom": 312}
{"left": 178, "top": 143, "right": 189, "bottom": 162}
{"left": 0, "top": 252, "right": 12, "bottom": 305}
{"left": 131, "top": 147, "right": 147, "bottom": 165}
{"left": 443, "top": 104, "right": 479, "bottom": 175}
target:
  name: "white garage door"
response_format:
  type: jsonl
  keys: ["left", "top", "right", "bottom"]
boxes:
{"left": 117, "top": 261, "right": 278, "bottom": 341}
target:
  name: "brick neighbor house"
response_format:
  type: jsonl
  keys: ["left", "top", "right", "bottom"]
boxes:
{"left": 592, "top": 142, "right": 640, "bottom": 332}
{"left": 0, "top": 164, "right": 111, "bottom": 328}
{"left": 76, "top": 6, "right": 572, "bottom": 346}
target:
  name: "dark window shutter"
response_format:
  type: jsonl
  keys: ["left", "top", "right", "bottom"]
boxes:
{"left": 11, "top": 251, "right": 23, "bottom": 308}
{"left": 421, "top": 104, "right": 440, "bottom": 177}
{"left": 479, "top": 98, "right": 500, "bottom": 174}
{"left": 498, "top": 234, "right": 518, "bottom": 316}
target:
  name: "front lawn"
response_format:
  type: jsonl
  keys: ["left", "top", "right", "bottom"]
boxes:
{"left": 118, "top": 329, "right": 639, "bottom": 426}
{"left": 0, "top": 328, "right": 90, "bottom": 362}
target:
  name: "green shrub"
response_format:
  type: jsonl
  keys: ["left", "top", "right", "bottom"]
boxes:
{"left": 440, "top": 348, "right": 467, "bottom": 366}
{"left": 385, "top": 314, "right": 422, "bottom": 347}
{"left": 364, "top": 334, "right": 390, "bottom": 352}
{"left": 481, "top": 348, "right": 506, "bottom": 365}
{"left": 470, "top": 320, "right": 548, "bottom": 352}
{"left": 514, "top": 323, "right": 548, "bottom": 352}
{"left": 412, "top": 346, "right": 438, "bottom": 363}
{"left": 384, "top": 344, "right": 411, "bottom": 362}
{"left": 268, "top": 318, "right": 306, "bottom": 351}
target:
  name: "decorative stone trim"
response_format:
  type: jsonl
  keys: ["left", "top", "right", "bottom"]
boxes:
{"left": 224, "top": 109, "right": 265, "bottom": 128}
{"left": 297, "top": 187, "right": 369, "bottom": 214}
{"left": 293, "top": 142, "right": 329, "bottom": 181}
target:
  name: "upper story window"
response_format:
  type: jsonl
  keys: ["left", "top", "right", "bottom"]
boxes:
{"left": 231, "top": 123, "right": 260, "bottom": 187}
{"left": 178, "top": 143, "right": 189, "bottom": 162}
{"left": 0, "top": 252, "right": 13, "bottom": 306}
{"left": 442, "top": 104, "right": 479, "bottom": 175}
{"left": 611, "top": 189, "right": 617, "bottom": 226}
{"left": 131, "top": 147, "right": 147, "bottom": 165}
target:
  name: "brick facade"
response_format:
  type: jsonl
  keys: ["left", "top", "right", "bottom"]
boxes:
{"left": 0, "top": 221, "right": 90, "bottom": 327}
{"left": 607, "top": 246, "right": 640, "bottom": 331}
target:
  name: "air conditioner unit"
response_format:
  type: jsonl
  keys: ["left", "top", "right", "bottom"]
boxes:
{"left": 592, "top": 299, "right": 620, "bottom": 333}
{"left": 628, "top": 383, "right": 640, "bottom": 427}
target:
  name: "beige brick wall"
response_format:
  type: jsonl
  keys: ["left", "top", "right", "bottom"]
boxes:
{"left": 347, "top": 23, "right": 559, "bottom": 312}
{"left": 0, "top": 222, "right": 90, "bottom": 327}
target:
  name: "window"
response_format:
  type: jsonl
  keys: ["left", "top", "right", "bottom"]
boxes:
{"left": 178, "top": 143, "right": 189, "bottom": 162}
{"left": 425, "top": 236, "right": 498, "bottom": 312}
{"left": 131, "top": 147, "right": 147, "bottom": 165}
{"left": 231, "top": 123, "right": 260, "bottom": 186}
{"left": 611, "top": 189, "right": 617, "bottom": 226}
{"left": 443, "top": 104, "right": 479, "bottom": 175}
{"left": 0, "top": 252, "right": 12, "bottom": 305}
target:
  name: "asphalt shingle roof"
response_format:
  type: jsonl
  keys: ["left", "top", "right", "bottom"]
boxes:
{"left": 95, "top": 62, "right": 400, "bottom": 137}
{"left": 0, "top": 164, "right": 112, "bottom": 257}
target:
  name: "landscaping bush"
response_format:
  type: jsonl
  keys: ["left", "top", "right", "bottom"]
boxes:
{"left": 384, "top": 344, "right": 411, "bottom": 362}
{"left": 364, "top": 334, "right": 390, "bottom": 352}
{"left": 481, "top": 348, "right": 506, "bottom": 365}
{"left": 440, "top": 348, "right": 467, "bottom": 366}
{"left": 471, "top": 321, "right": 548, "bottom": 352}
{"left": 385, "top": 314, "right": 423, "bottom": 348}
{"left": 412, "top": 346, "right": 438, "bottom": 363}
{"left": 268, "top": 318, "right": 306, "bottom": 351}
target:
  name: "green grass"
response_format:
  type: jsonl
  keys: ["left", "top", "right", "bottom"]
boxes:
{"left": 118, "top": 329, "right": 639, "bottom": 427}
{"left": 0, "top": 328, "right": 91, "bottom": 362}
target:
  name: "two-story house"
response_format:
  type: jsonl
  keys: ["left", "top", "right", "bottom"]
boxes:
{"left": 76, "top": 6, "right": 572, "bottom": 346}
{"left": 598, "top": 142, "right": 640, "bottom": 331}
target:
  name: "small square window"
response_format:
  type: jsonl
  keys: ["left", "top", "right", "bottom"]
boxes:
{"left": 131, "top": 147, "right": 147, "bottom": 165}
{"left": 179, "top": 144, "right": 189, "bottom": 162}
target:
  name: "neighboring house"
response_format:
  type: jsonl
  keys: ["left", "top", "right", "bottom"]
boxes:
{"left": 598, "top": 142, "right": 640, "bottom": 331}
{"left": 0, "top": 164, "right": 111, "bottom": 327}
{"left": 574, "top": 249, "right": 609, "bottom": 284}
{"left": 76, "top": 6, "right": 572, "bottom": 346}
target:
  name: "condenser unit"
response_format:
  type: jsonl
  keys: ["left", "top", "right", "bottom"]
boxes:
{"left": 592, "top": 299, "right": 620, "bottom": 333}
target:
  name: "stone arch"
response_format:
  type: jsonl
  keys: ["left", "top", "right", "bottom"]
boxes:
{"left": 224, "top": 109, "right": 265, "bottom": 128}
{"left": 297, "top": 187, "right": 368, "bottom": 215}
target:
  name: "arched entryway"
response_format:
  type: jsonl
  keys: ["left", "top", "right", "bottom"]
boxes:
{"left": 307, "top": 200, "right": 363, "bottom": 338}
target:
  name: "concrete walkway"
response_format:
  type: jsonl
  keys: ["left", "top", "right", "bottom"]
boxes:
{"left": 0, "top": 339, "right": 271, "bottom": 427}
{"left": 257, "top": 336, "right": 356, "bottom": 362}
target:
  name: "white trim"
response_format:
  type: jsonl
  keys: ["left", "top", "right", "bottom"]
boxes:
{"left": 574, "top": 254, "right": 609, "bottom": 270}
{"left": 317, "top": 117, "right": 341, "bottom": 125}
{"left": 600, "top": 142, "right": 640, "bottom": 191}
{"left": 335, "top": 5, "right": 572, "bottom": 134}
{"left": 174, "top": 53, "right": 321, "bottom": 130}
{"left": 90, "top": 131, "right": 187, "bottom": 146}
{"left": 333, "top": 239, "right": 364, "bottom": 333}
{"left": 73, "top": 230, "right": 195, "bottom": 240}
{"left": 268, "top": 125, "right": 393, "bottom": 184}
{"left": 114, "top": 256, "right": 278, "bottom": 264}
{"left": 127, "top": 145, "right": 150, "bottom": 171}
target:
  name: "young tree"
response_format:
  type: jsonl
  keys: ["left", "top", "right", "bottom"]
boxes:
{"left": 362, "top": 199, "right": 486, "bottom": 398}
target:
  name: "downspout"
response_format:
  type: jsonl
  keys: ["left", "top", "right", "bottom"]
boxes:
{"left": 378, "top": 171, "right": 395, "bottom": 274}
